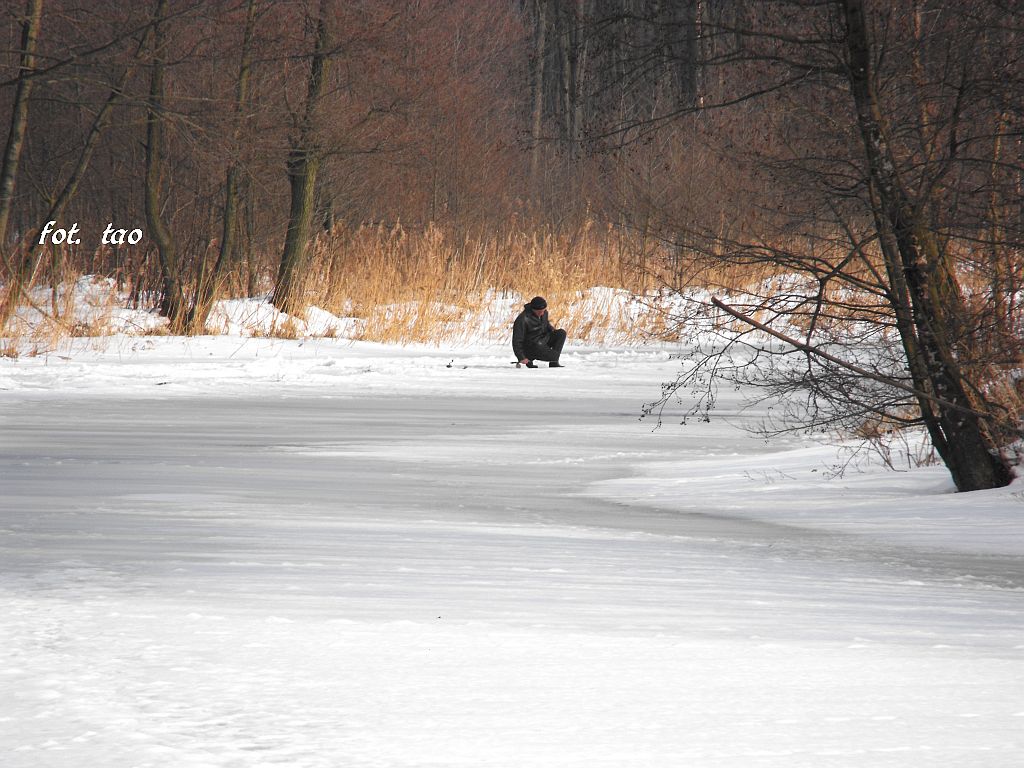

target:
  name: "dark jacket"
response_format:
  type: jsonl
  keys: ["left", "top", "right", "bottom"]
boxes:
{"left": 512, "top": 305, "right": 554, "bottom": 361}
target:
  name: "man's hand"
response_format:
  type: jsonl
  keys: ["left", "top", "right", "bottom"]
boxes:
{"left": 520, "top": 359, "right": 530, "bottom": 365}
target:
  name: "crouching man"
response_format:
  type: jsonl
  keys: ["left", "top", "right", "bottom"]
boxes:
{"left": 512, "top": 296, "right": 566, "bottom": 368}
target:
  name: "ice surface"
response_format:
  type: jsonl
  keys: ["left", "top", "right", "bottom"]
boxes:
{"left": 1, "top": 338, "right": 1022, "bottom": 766}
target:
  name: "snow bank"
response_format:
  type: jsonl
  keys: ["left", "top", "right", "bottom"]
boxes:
{"left": 10, "top": 275, "right": 166, "bottom": 336}
{"left": 592, "top": 437, "right": 1024, "bottom": 559}
{"left": 4, "top": 276, "right": 697, "bottom": 351}
{"left": 205, "top": 296, "right": 365, "bottom": 338}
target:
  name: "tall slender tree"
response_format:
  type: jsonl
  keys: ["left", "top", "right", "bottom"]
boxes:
{"left": 189, "top": 0, "right": 259, "bottom": 334}
{"left": 529, "top": 0, "right": 548, "bottom": 187}
{"left": 273, "top": 0, "right": 331, "bottom": 315}
{"left": 0, "top": 0, "right": 43, "bottom": 246}
{"left": 144, "top": 0, "right": 187, "bottom": 330}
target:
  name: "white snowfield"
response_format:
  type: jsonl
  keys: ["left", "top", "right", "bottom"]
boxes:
{"left": 1, "top": 335, "right": 1022, "bottom": 767}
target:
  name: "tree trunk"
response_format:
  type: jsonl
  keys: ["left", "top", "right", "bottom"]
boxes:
{"left": 0, "top": 39, "right": 144, "bottom": 330}
{"left": 841, "top": 0, "right": 1012, "bottom": 491}
{"left": 558, "top": 5, "right": 572, "bottom": 147}
{"left": 145, "top": 0, "right": 187, "bottom": 331}
{"left": 189, "top": 0, "right": 258, "bottom": 334}
{"left": 674, "top": 0, "right": 699, "bottom": 109}
{"left": 529, "top": 0, "right": 547, "bottom": 188}
{"left": 273, "top": 0, "right": 330, "bottom": 316}
{"left": 0, "top": 0, "right": 43, "bottom": 247}
{"left": 988, "top": 111, "right": 1010, "bottom": 342}
{"left": 570, "top": 0, "right": 591, "bottom": 158}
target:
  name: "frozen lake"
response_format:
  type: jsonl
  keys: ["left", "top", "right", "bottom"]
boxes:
{"left": 1, "top": 341, "right": 1022, "bottom": 766}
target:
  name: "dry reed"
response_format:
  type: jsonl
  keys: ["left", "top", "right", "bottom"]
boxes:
{"left": 291, "top": 220, "right": 658, "bottom": 344}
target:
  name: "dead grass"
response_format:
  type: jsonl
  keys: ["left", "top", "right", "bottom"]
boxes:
{"left": 6, "top": 219, "right": 1020, "bottom": 356}
{"left": 292, "top": 220, "right": 681, "bottom": 344}
{"left": 248, "top": 316, "right": 303, "bottom": 340}
{"left": 69, "top": 318, "right": 112, "bottom": 337}
{"left": 3, "top": 218, "right": 798, "bottom": 348}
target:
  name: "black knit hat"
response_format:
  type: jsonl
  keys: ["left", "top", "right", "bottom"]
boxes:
{"left": 529, "top": 296, "right": 547, "bottom": 310}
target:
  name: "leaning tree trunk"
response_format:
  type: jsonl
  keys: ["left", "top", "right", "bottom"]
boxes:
{"left": 841, "top": 0, "right": 1012, "bottom": 491}
{"left": 272, "top": 0, "right": 330, "bottom": 316}
{"left": 145, "top": 0, "right": 187, "bottom": 331}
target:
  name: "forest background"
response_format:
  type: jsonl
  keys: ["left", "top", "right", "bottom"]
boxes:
{"left": 1, "top": 0, "right": 1023, "bottom": 492}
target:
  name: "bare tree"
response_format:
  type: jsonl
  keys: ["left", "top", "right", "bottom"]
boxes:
{"left": 529, "top": 0, "right": 548, "bottom": 187}
{"left": 188, "top": 0, "right": 259, "bottom": 334}
{"left": 0, "top": 26, "right": 149, "bottom": 330}
{"left": 272, "top": 0, "right": 331, "bottom": 316}
{"left": 143, "top": 0, "right": 186, "bottom": 331}
{"left": 629, "top": 0, "right": 1022, "bottom": 491}
{"left": 0, "top": 0, "right": 43, "bottom": 246}
{"left": 839, "top": 0, "right": 1012, "bottom": 488}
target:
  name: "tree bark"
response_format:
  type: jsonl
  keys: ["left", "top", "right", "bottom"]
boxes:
{"left": 841, "top": 0, "right": 1011, "bottom": 491}
{"left": 988, "top": 111, "right": 1011, "bottom": 342}
{"left": 189, "top": 0, "right": 258, "bottom": 334}
{"left": 674, "top": 0, "right": 699, "bottom": 109}
{"left": 570, "top": 0, "right": 591, "bottom": 158}
{"left": 558, "top": 4, "right": 572, "bottom": 146}
{"left": 273, "top": 0, "right": 330, "bottom": 316}
{"left": 0, "top": 0, "right": 44, "bottom": 247}
{"left": 145, "top": 0, "right": 187, "bottom": 331}
{"left": 529, "top": 0, "right": 548, "bottom": 188}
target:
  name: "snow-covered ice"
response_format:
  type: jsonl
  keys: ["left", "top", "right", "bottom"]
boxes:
{"left": 1, "top": 336, "right": 1022, "bottom": 766}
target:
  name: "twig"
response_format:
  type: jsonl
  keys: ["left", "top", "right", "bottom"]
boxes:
{"left": 710, "top": 296, "right": 988, "bottom": 418}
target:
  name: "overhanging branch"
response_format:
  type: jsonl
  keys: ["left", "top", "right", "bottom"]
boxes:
{"left": 710, "top": 296, "right": 988, "bottom": 419}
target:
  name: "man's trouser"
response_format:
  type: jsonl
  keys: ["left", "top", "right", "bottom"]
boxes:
{"left": 525, "top": 329, "right": 566, "bottom": 362}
